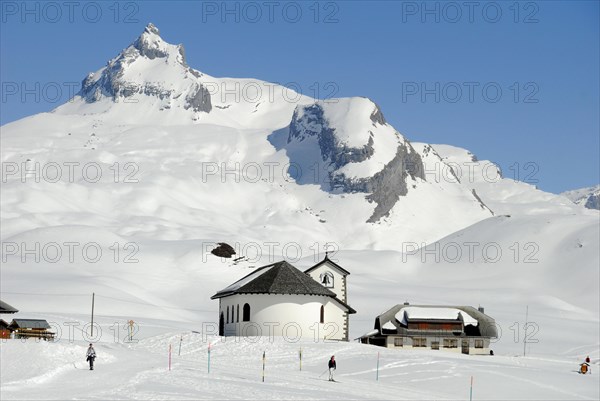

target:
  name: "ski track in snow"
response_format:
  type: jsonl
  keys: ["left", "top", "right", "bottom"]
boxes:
{"left": 2, "top": 330, "right": 599, "bottom": 400}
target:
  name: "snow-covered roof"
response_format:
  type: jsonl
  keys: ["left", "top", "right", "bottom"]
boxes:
{"left": 359, "top": 329, "right": 380, "bottom": 338}
{"left": 382, "top": 321, "right": 397, "bottom": 330}
{"left": 371, "top": 304, "right": 498, "bottom": 338}
{"left": 397, "top": 306, "right": 478, "bottom": 326}
{"left": 218, "top": 265, "right": 275, "bottom": 294}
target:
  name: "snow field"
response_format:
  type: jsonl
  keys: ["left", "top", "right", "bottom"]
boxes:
{"left": 2, "top": 326, "right": 598, "bottom": 400}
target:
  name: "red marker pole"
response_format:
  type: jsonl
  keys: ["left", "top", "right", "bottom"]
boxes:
{"left": 262, "top": 351, "right": 266, "bottom": 382}
{"left": 208, "top": 342, "right": 211, "bottom": 374}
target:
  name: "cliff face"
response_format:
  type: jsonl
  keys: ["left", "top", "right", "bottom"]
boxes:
{"left": 287, "top": 99, "right": 424, "bottom": 222}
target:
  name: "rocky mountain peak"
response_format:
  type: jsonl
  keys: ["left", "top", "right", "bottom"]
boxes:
{"left": 132, "top": 23, "right": 185, "bottom": 62}
{"left": 144, "top": 22, "right": 160, "bottom": 35}
{"left": 77, "top": 23, "right": 211, "bottom": 113}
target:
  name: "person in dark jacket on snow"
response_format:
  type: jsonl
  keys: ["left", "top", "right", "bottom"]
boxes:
{"left": 86, "top": 344, "right": 96, "bottom": 370}
{"left": 328, "top": 355, "right": 336, "bottom": 381}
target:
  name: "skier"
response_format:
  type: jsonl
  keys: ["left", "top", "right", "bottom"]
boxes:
{"left": 86, "top": 343, "right": 96, "bottom": 370}
{"left": 580, "top": 362, "right": 590, "bottom": 374}
{"left": 328, "top": 355, "right": 336, "bottom": 381}
{"left": 579, "top": 356, "right": 592, "bottom": 374}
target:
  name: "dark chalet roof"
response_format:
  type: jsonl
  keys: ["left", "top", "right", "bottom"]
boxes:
{"left": 211, "top": 260, "right": 356, "bottom": 314}
{"left": 0, "top": 300, "right": 19, "bottom": 314}
{"left": 9, "top": 319, "right": 51, "bottom": 329}
{"left": 212, "top": 261, "right": 336, "bottom": 299}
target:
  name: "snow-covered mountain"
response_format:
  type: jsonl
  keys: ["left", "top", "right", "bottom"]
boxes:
{"left": 1, "top": 24, "right": 598, "bottom": 364}
{"left": 58, "top": 23, "right": 313, "bottom": 130}
{"left": 561, "top": 185, "right": 600, "bottom": 210}
{"left": 1, "top": 24, "right": 497, "bottom": 248}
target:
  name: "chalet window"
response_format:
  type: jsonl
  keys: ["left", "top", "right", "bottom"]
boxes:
{"left": 243, "top": 303, "right": 251, "bottom": 322}
{"left": 236, "top": 304, "right": 240, "bottom": 323}
{"left": 320, "top": 272, "right": 334, "bottom": 288}
{"left": 413, "top": 337, "right": 427, "bottom": 347}
{"left": 226, "top": 306, "right": 229, "bottom": 324}
{"left": 394, "top": 337, "right": 403, "bottom": 347}
{"left": 431, "top": 341, "right": 440, "bottom": 350}
{"left": 443, "top": 339, "right": 458, "bottom": 348}
{"left": 474, "top": 339, "right": 484, "bottom": 348}
{"left": 320, "top": 305, "right": 325, "bottom": 324}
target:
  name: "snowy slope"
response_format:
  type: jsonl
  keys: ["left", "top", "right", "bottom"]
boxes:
{"left": 2, "top": 331, "right": 598, "bottom": 400}
{"left": 430, "top": 144, "right": 598, "bottom": 217}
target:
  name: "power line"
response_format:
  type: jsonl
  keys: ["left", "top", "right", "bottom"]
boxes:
{"left": 2, "top": 291, "right": 89, "bottom": 297}
{"left": 1, "top": 291, "right": 213, "bottom": 313}
{"left": 95, "top": 294, "right": 213, "bottom": 313}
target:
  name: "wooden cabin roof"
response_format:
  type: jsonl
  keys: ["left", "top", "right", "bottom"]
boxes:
{"left": 9, "top": 319, "right": 51, "bottom": 329}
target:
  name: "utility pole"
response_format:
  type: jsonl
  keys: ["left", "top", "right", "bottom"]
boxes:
{"left": 90, "top": 292, "right": 95, "bottom": 337}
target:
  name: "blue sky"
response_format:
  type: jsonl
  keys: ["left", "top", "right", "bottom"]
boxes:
{"left": 1, "top": 1, "right": 598, "bottom": 193}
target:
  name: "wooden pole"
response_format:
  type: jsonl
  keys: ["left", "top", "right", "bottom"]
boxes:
{"left": 376, "top": 352, "right": 380, "bottom": 381}
{"left": 169, "top": 344, "right": 172, "bottom": 371}
{"left": 90, "top": 293, "right": 95, "bottom": 337}
{"left": 207, "top": 342, "right": 211, "bottom": 374}
{"left": 299, "top": 348, "right": 302, "bottom": 371}
{"left": 128, "top": 320, "right": 134, "bottom": 341}
{"left": 178, "top": 334, "right": 183, "bottom": 356}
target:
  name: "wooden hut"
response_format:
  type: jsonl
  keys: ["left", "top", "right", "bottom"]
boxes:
{"left": 8, "top": 319, "right": 55, "bottom": 341}
{"left": 0, "top": 300, "right": 19, "bottom": 339}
